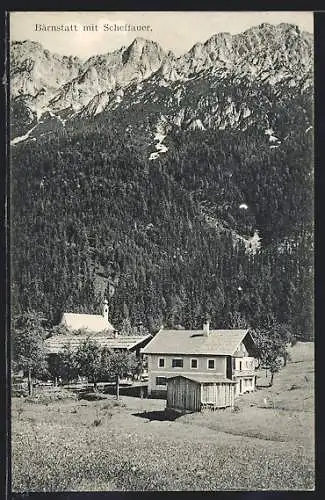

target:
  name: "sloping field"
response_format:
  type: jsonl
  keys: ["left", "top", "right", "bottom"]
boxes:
{"left": 180, "top": 342, "right": 314, "bottom": 445}
{"left": 11, "top": 342, "right": 314, "bottom": 491}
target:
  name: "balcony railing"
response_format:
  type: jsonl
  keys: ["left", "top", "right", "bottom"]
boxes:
{"left": 233, "top": 369, "right": 256, "bottom": 377}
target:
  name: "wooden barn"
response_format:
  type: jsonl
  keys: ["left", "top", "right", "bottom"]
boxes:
{"left": 166, "top": 374, "right": 236, "bottom": 413}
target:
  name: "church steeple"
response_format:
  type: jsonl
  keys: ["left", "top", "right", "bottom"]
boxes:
{"left": 103, "top": 298, "right": 109, "bottom": 322}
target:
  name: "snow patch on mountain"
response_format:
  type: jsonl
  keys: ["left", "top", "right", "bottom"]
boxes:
{"left": 149, "top": 133, "right": 168, "bottom": 160}
{"left": 187, "top": 119, "right": 206, "bottom": 131}
{"left": 149, "top": 120, "right": 169, "bottom": 160}
{"left": 11, "top": 124, "right": 38, "bottom": 145}
{"left": 47, "top": 109, "right": 66, "bottom": 126}
{"left": 230, "top": 229, "right": 262, "bottom": 256}
{"left": 202, "top": 206, "right": 262, "bottom": 256}
{"left": 158, "top": 79, "right": 170, "bottom": 87}
{"left": 265, "top": 128, "right": 281, "bottom": 145}
{"left": 243, "top": 230, "right": 262, "bottom": 256}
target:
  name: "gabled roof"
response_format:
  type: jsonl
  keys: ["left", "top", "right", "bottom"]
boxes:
{"left": 168, "top": 374, "right": 236, "bottom": 384}
{"left": 60, "top": 313, "right": 115, "bottom": 333}
{"left": 141, "top": 328, "right": 253, "bottom": 356}
{"left": 44, "top": 334, "right": 152, "bottom": 355}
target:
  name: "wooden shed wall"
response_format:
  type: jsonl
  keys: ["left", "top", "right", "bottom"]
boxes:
{"left": 167, "top": 378, "right": 235, "bottom": 412}
{"left": 167, "top": 377, "right": 201, "bottom": 412}
{"left": 201, "top": 382, "right": 234, "bottom": 408}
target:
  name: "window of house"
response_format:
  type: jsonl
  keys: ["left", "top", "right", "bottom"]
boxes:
{"left": 172, "top": 358, "right": 183, "bottom": 368}
{"left": 156, "top": 377, "right": 167, "bottom": 386}
{"left": 191, "top": 358, "right": 198, "bottom": 369}
{"left": 239, "top": 361, "right": 242, "bottom": 371}
{"left": 208, "top": 359, "right": 215, "bottom": 369}
{"left": 158, "top": 357, "right": 165, "bottom": 368}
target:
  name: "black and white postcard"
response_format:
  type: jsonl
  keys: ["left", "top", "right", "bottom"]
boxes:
{"left": 9, "top": 11, "right": 314, "bottom": 492}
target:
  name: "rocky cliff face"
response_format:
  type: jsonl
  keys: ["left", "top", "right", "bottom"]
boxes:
{"left": 10, "top": 23, "right": 313, "bottom": 141}
{"left": 10, "top": 37, "right": 169, "bottom": 124}
{"left": 10, "top": 40, "right": 82, "bottom": 113}
{"left": 174, "top": 23, "right": 312, "bottom": 79}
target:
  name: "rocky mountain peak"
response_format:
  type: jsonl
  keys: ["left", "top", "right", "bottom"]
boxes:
{"left": 122, "top": 37, "right": 166, "bottom": 68}
{"left": 10, "top": 22, "right": 313, "bottom": 139}
{"left": 11, "top": 39, "right": 45, "bottom": 58}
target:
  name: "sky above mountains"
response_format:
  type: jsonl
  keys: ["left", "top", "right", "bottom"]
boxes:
{"left": 10, "top": 11, "right": 313, "bottom": 59}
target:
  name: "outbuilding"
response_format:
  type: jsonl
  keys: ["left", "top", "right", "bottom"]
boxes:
{"left": 166, "top": 374, "right": 236, "bottom": 413}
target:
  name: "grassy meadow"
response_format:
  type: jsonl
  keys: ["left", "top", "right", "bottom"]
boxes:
{"left": 11, "top": 342, "right": 314, "bottom": 491}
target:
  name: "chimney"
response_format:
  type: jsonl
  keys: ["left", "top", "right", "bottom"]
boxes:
{"left": 203, "top": 320, "right": 210, "bottom": 337}
{"left": 103, "top": 298, "right": 109, "bottom": 322}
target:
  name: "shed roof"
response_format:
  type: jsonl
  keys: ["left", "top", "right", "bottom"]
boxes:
{"left": 60, "top": 313, "right": 115, "bottom": 333}
{"left": 167, "top": 374, "right": 236, "bottom": 384}
{"left": 141, "top": 328, "right": 252, "bottom": 356}
{"left": 44, "top": 334, "right": 152, "bottom": 355}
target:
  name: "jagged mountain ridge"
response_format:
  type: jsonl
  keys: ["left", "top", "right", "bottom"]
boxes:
{"left": 10, "top": 23, "right": 313, "bottom": 140}
{"left": 10, "top": 37, "right": 170, "bottom": 125}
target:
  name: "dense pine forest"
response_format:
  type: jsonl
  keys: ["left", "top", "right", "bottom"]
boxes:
{"left": 11, "top": 85, "right": 313, "bottom": 340}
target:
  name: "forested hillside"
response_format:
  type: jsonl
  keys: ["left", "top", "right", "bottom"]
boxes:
{"left": 11, "top": 92, "right": 313, "bottom": 338}
{"left": 10, "top": 23, "right": 313, "bottom": 340}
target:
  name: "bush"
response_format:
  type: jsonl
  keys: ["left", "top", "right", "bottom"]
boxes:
{"left": 25, "top": 388, "right": 77, "bottom": 404}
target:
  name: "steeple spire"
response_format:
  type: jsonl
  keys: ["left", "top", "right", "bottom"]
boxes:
{"left": 103, "top": 298, "right": 109, "bottom": 322}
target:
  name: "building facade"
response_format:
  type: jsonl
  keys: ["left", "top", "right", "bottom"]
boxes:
{"left": 141, "top": 322, "right": 259, "bottom": 398}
